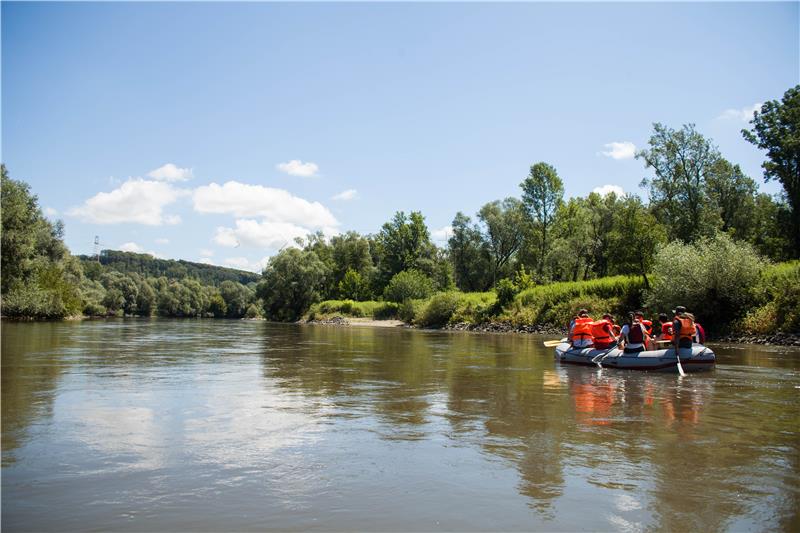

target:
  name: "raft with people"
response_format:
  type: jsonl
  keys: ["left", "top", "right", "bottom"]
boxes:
{"left": 552, "top": 306, "right": 716, "bottom": 373}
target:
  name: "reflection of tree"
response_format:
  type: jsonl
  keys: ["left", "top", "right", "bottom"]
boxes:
{"left": 261, "top": 324, "right": 436, "bottom": 436}
{"left": 2, "top": 322, "right": 72, "bottom": 465}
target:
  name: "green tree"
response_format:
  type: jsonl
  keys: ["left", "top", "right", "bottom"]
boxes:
{"left": 447, "top": 212, "right": 492, "bottom": 291}
{"left": 520, "top": 162, "right": 564, "bottom": 275}
{"left": 546, "top": 197, "right": 593, "bottom": 281}
{"left": 338, "top": 269, "right": 369, "bottom": 300}
{"left": 637, "top": 123, "right": 721, "bottom": 242}
{"left": 478, "top": 198, "right": 528, "bottom": 284}
{"left": 374, "top": 211, "right": 436, "bottom": 290}
{"left": 742, "top": 85, "right": 800, "bottom": 254}
{"left": 219, "top": 280, "right": 253, "bottom": 317}
{"left": 256, "top": 248, "right": 329, "bottom": 321}
{"left": 705, "top": 159, "right": 758, "bottom": 239}
{"left": 610, "top": 196, "right": 666, "bottom": 288}
{"left": 383, "top": 269, "right": 435, "bottom": 302}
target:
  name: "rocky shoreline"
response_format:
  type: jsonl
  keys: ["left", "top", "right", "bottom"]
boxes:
{"left": 712, "top": 332, "right": 800, "bottom": 347}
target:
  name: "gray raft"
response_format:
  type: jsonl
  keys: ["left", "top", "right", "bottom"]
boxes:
{"left": 554, "top": 342, "right": 715, "bottom": 373}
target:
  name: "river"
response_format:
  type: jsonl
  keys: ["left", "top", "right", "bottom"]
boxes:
{"left": 2, "top": 319, "right": 799, "bottom": 531}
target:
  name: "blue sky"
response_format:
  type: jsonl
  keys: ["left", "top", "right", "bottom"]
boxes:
{"left": 3, "top": 2, "right": 798, "bottom": 272}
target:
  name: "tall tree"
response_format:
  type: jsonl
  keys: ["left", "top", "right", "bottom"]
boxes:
{"left": 374, "top": 211, "right": 435, "bottom": 290}
{"left": 256, "top": 248, "right": 329, "bottom": 321}
{"left": 610, "top": 196, "right": 666, "bottom": 288}
{"left": 705, "top": 159, "right": 758, "bottom": 239}
{"left": 547, "top": 197, "right": 593, "bottom": 282}
{"left": 637, "top": 123, "right": 721, "bottom": 242}
{"left": 447, "top": 212, "right": 492, "bottom": 291}
{"left": 477, "top": 198, "right": 528, "bottom": 285}
{"left": 520, "top": 162, "right": 564, "bottom": 275}
{"left": 742, "top": 85, "right": 800, "bottom": 255}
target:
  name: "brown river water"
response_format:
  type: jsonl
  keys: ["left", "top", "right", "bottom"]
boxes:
{"left": 2, "top": 319, "right": 799, "bottom": 531}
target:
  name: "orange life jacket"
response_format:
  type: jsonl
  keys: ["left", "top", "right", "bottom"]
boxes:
{"left": 660, "top": 322, "right": 674, "bottom": 341}
{"left": 676, "top": 315, "right": 696, "bottom": 341}
{"left": 572, "top": 316, "right": 594, "bottom": 340}
{"left": 591, "top": 319, "right": 614, "bottom": 343}
{"left": 641, "top": 319, "right": 653, "bottom": 336}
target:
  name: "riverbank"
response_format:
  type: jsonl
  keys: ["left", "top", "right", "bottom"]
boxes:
{"left": 303, "top": 315, "right": 800, "bottom": 346}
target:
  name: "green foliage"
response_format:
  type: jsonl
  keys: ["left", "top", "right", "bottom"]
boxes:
{"left": 743, "top": 85, "right": 800, "bottom": 254}
{"left": 383, "top": 269, "right": 435, "bottom": 302}
{"left": 373, "top": 302, "right": 401, "bottom": 320}
{"left": 309, "top": 299, "right": 381, "bottom": 319}
{"left": 478, "top": 198, "right": 528, "bottom": 283}
{"left": 740, "top": 261, "right": 800, "bottom": 334}
{"left": 256, "top": 248, "right": 329, "bottom": 321}
{"left": 338, "top": 269, "right": 369, "bottom": 300}
{"left": 415, "top": 292, "right": 462, "bottom": 327}
{"left": 520, "top": 162, "right": 564, "bottom": 274}
{"left": 508, "top": 275, "right": 644, "bottom": 327}
{"left": 244, "top": 302, "right": 264, "bottom": 319}
{"left": 449, "top": 212, "right": 492, "bottom": 291}
{"left": 374, "top": 211, "right": 437, "bottom": 291}
{"left": 398, "top": 299, "right": 424, "bottom": 323}
{"left": 81, "top": 250, "right": 260, "bottom": 286}
{"left": 495, "top": 278, "right": 519, "bottom": 308}
{"left": 219, "top": 280, "right": 253, "bottom": 318}
{"left": 646, "top": 233, "right": 765, "bottom": 330}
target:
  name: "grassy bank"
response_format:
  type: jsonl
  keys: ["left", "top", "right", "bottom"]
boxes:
{"left": 307, "top": 262, "right": 800, "bottom": 336}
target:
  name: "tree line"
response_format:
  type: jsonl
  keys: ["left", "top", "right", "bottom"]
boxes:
{"left": 2, "top": 86, "right": 797, "bottom": 323}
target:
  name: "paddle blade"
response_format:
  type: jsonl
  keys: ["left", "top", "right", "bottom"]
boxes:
{"left": 543, "top": 340, "right": 563, "bottom": 347}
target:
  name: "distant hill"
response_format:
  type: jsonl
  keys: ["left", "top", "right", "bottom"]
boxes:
{"left": 78, "top": 250, "right": 261, "bottom": 286}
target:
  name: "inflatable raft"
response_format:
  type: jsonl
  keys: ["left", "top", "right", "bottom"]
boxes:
{"left": 554, "top": 342, "right": 715, "bottom": 373}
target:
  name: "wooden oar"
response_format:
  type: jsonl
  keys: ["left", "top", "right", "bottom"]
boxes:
{"left": 543, "top": 339, "right": 564, "bottom": 347}
{"left": 591, "top": 346, "right": 617, "bottom": 367}
{"left": 674, "top": 346, "right": 686, "bottom": 377}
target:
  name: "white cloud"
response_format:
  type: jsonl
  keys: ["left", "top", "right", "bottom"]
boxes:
{"left": 155, "top": 238, "right": 170, "bottom": 245}
{"left": 200, "top": 248, "right": 214, "bottom": 257}
{"left": 199, "top": 257, "right": 214, "bottom": 265}
{"left": 68, "top": 178, "right": 186, "bottom": 226}
{"left": 147, "top": 163, "right": 193, "bottom": 182}
{"left": 717, "top": 102, "right": 762, "bottom": 122}
{"left": 119, "top": 242, "right": 144, "bottom": 253}
{"left": 224, "top": 256, "right": 270, "bottom": 273}
{"left": 431, "top": 225, "right": 453, "bottom": 243}
{"left": 332, "top": 189, "right": 358, "bottom": 201}
{"left": 600, "top": 141, "right": 636, "bottom": 160}
{"left": 276, "top": 160, "right": 319, "bottom": 177}
{"left": 592, "top": 184, "right": 625, "bottom": 197}
{"left": 43, "top": 207, "right": 58, "bottom": 217}
{"left": 193, "top": 181, "right": 338, "bottom": 228}
{"left": 213, "top": 219, "right": 310, "bottom": 249}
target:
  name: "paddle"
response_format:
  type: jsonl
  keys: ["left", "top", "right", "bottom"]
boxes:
{"left": 673, "top": 344, "right": 686, "bottom": 377}
{"left": 591, "top": 346, "right": 616, "bottom": 367}
{"left": 543, "top": 340, "right": 564, "bottom": 347}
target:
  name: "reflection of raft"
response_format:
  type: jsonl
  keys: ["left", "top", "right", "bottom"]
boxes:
{"left": 554, "top": 343, "right": 715, "bottom": 373}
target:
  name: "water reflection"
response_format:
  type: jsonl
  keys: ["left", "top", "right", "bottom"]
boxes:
{"left": 2, "top": 320, "right": 799, "bottom": 531}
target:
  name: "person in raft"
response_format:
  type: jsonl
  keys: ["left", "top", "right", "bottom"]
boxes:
{"left": 618, "top": 312, "right": 649, "bottom": 354}
{"left": 686, "top": 312, "right": 706, "bottom": 344}
{"left": 634, "top": 311, "right": 654, "bottom": 349}
{"left": 568, "top": 309, "right": 594, "bottom": 348}
{"left": 591, "top": 313, "right": 618, "bottom": 349}
{"left": 656, "top": 313, "right": 674, "bottom": 343}
{"left": 672, "top": 306, "right": 696, "bottom": 351}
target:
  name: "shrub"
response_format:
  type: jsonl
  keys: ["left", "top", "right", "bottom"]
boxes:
{"left": 416, "top": 292, "right": 461, "bottom": 327}
{"left": 646, "top": 233, "right": 765, "bottom": 331}
{"left": 244, "top": 303, "right": 264, "bottom": 319}
{"left": 373, "top": 302, "right": 400, "bottom": 320}
{"left": 495, "top": 278, "right": 518, "bottom": 308}
{"left": 398, "top": 299, "right": 424, "bottom": 323}
{"left": 383, "top": 269, "right": 435, "bottom": 302}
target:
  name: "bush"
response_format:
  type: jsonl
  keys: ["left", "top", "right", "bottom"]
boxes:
{"left": 646, "top": 233, "right": 765, "bottom": 331}
{"left": 373, "top": 302, "right": 400, "bottom": 320}
{"left": 416, "top": 292, "right": 461, "bottom": 327}
{"left": 398, "top": 299, "right": 424, "bottom": 323}
{"left": 495, "top": 278, "right": 518, "bottom": 308}
{"left": 383, "top": 270, "right": 435, "bottom": 302}
{"left": 740, "top": 261, "right": 800, "bottom": 334}
{"left": 244, "top": 303, "right": 263, "bottom": 319}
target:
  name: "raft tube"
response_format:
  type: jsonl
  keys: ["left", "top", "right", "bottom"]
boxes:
{"left": 554, "top": 342, "right": 715, "bottom": 373}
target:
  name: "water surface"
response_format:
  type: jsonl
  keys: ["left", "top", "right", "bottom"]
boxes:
{"left": 3, "top": 320, "right": 799, "bottom": 531}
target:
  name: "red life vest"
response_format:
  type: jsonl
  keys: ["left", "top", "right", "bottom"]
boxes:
{"left": 641, "top": 319, "right": 653, "bottom": 336}
{"left": 660, "top": 322, "right": 674, "bottom": 341}
{"left": 676, "top": 315, "right": 696, "bottom": 341}
{"left": 572, "top": 316, "right": 593, "bottom": 339}
{"left": 591, "top": 319, "right": 614, "bottom": 343}
{"left": 627, "top": 322, "right": 645, "bottom": 344}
